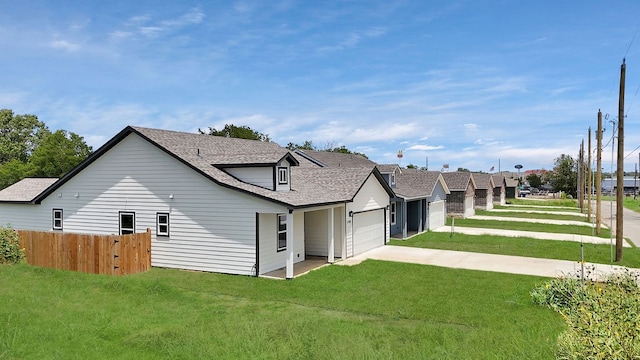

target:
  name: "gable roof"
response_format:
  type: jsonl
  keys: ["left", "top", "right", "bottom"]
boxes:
{"left": 505, "top": 178, "right": 519, "bottom": 187}
{"left": 31, "top": 126, "right": 393, "bottom": 209}
{"left": 472, "top": 173, "right": 494, "bottom": 190}
{"left": 376, "top": 164, "right": 400, "bottom": 174}
{"left": 491, "top": 174, "right": 506, "bottom": 189}
{"left": 392, "top": 169, "right": 450, "bottom": 200}
{"left": 0, "top": 178, "right": 58, "bottom": 203}
{"left": 295, "top": 149, "right": 376, "bottom": 168}
{"left": 441, "top": 171, "right": 476, "bottom": 192}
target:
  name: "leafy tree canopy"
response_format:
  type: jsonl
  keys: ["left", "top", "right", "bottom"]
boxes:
{"left": 526, "top": 173, "right": 543, "bottom": 188}
{"left": 286, "top": 139, "right": 368, "bottom": 158}
{"left": 0, "top": 109, "right": 49, "bottom": 164}
{"left": 199, "top": 124, "right": 271, "bottom": 142}
{"left": 548, "top": 154, "right": 577, "bottom": 197}
{"left": 0, "top": 109, "right": 92, "bottom": 190}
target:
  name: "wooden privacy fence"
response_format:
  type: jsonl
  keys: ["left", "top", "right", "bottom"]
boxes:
{"left": 18, "top": 229, "right": 151, "bottom": 276}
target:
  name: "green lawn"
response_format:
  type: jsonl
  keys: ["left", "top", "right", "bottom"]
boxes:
{"left": 446, "top": 218, "right": 612, "bottom": 238}
{"left": 390, "top": 232, "right": 640, "bottom": 268}
{"left": 475, "top": 209, "right": 588, "bottom": 222}
{"left": 505, "top": 198, "right": 578, "bottom": 208}
{"left": 0, "top": 263, "right": 563, "bottom": 359}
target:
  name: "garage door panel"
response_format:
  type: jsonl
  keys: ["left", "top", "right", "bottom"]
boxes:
{"left": 353, "top": 209, "right": 384, "bottom": 256}
{"left": 428, "top": 200, "right": 445, "bottom": 230}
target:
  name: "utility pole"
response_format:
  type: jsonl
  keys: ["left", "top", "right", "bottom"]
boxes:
{"left": 616, "top": 58, "right": 625, "bottom": 262}
{"left": 587, "top": 127, "right": 592, "bottom": 222}
{"left": 578, "top": 140, "right": 584, "bottom": 212}
{"left": 596, "top": 110, "right": 603, "bottom": 235}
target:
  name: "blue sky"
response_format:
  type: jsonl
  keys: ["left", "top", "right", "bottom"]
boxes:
{"left": 2, "top": 1, "right": 640, "bottom": 173}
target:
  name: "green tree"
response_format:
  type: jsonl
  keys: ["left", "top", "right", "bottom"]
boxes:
{"left": 28, "top": 130, "right": 93, "bottom": 178}
{"left": 0, "top": 109, "right": 49, "bottom": 164}
{"left": 548, "top": 154, "right": 577, "bottom": 197}
{"left": 286, "top": 140, "right": 315, "bottom": 151}
{"left": 526, "top": 173, "right": 543, "bottom": 188}
{"left": 199, "top": 124, "right": 271, "bottom": 142}
{"left": 0, "top": 159, "right": 31, "bottom": 190}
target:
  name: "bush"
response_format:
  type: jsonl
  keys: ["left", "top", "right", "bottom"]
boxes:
{"left": 532, "top": 267, "right": 640, "bottom": 359}
{"left": 0, "top": 226, "right": 25, "bottom": 264}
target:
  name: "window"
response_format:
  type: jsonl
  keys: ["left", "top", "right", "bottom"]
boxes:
{"left": 157, "top": 213, "right": 169, "bottom": 237}
{"left": 277, "top": 214, "right": 287, "bottom": 251}
{"left": 390, "top": 172, "right": 396, "bottom": 186}
{"left": 52, "top": 209, "right": 63, "bottom": 230}
{"left": 278, "top": 167, "right": 289, "bottom": 185}
{"left": 119, "top": 212, "right": 135, "bottom": 235}
{"left": 390, "top": 202, "right": 396, "bottom": 225}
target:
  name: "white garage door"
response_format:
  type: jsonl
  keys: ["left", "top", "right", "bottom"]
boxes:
{"left": 428, "top": 200, "right": 446, "bottom": 230}
{"left": 464, "top": 196, "right": 475, "bottom": 218}
{"left": 352, "top": 209, "right": 385, "bottom": 256}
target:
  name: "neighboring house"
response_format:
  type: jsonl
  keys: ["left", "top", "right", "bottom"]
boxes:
{"left": 505, "top": 178, "right": 518, "bottom": 199}
{"left": 441, "top": 171, "right": 476, "bottom": 217}
{"left": 473, "top": 173, "right": 495, "bottom": 210}
{"left": 295, "top": 149, "right": 377, "bottom": 168}
{"left": 491, "top": 174, "right": 507, "bottom": 205}
{"left": 381, "top": 167, "right": 449, "bottom": 239}
{"left": 0, "top": 126, "right": 394, "bottom": 278}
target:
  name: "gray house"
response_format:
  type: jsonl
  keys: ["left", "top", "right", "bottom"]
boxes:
{"left": 441, "top": 171, "right": 476, "bottom": 218}
{"left": 377, "top": 166, "right": 449, "bottom": 239}
{"left": 0, "top": 126, "right": 394, "bottom": 278}
{"left": 491, "top": 174, "right": 507, "bottom": 205}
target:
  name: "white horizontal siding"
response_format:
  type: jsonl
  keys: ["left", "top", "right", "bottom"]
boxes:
{"left": 226, "top": 167, "right": 274, "bottom": 190}
{"left": 7, "top": 134, "right": 288, "bottom": 276}
{"left": 304, "top": 208, "right": 344, "bottom": 257}
{"left": 345, "top": 175, "right": 390, "bottom": 257}
{"left": 258, "top": 212, "right": 305, "bottom": 274}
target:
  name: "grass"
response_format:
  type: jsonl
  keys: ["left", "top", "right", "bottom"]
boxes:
{"left": 475, "top": 209, "right": 588, "bottom": 222}
{"left": 389, "top": 232, "right": 640, "bottom": 268}
{"left": 446, "top": 218, "right": 612, "bottom": 239}
{"left": 623, "top": 196, "right": 640, "bottom": 212}
{"left": 0, "top": 262, "right": 564, "bottom": 359}
{"left": 506, "top": 198, "right": 578, "bottom": 208}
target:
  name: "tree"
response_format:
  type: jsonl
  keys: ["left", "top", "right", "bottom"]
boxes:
{"left": 548, "top": 154, "right": 577, "bottom": 197}
{"left": 0, "top": 109, "right": 49, "bottom": 164}
{"left": 28, "top": 130, "right": 93, "bottom": 178}
{"left": 457, "top": 167, "right": 470, "bottom": 172}
{"left": 0, "top": 159, "right": 31, "bottom": 190}
{"left": 286, "top": 140, "right": 315, "bottom": 151}
{"left": 526, "top": 173, "right": 543, "bottom": 188}
{"left": 199, "top": 124, "right": 271, "bottom": 142}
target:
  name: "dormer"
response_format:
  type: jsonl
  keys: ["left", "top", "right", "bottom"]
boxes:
{"left": 217, "top": 152, "right": 298, "bottom": 192}
{"left": 376, "top": 164, "right": 400, "bottom": 189}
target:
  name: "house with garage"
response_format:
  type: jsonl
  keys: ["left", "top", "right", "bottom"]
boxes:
{"left": 0, "top": 126, "right": 394, "bottom": 279}
{"left": 491, "top": 174, "right": 507, "bottom": 205}
{"left": 441, "top": 171, "right": 476, "bottom": 218}
{"left": 378, "top": 167, "right": 449, "bottom": 239}
{"left": 473, "top": 173, "right": 494, "bottom": 210}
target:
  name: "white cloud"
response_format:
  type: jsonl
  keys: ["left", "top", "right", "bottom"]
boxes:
{"left": 49, "top": 39, "right": 80, "bottom": 52}
{"left": 407, "top": 144, "right": 445, "bottom": 151}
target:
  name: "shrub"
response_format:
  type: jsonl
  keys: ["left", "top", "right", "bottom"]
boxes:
{"left": 0, "top": 226, "right": 25, "bottom": 264}
{"left": 532, "top": 267, "right": 640, "bottom": 359}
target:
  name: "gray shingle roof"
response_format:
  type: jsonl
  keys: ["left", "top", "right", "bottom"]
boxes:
{"left": 472, "top": 173, "right": 494, "bottom": 190}
{"left": 376, "top": 164, "right": 399, "bottom": 174}
{"left": 75, "top": 127, "right": 389, "bottom": 208}
{"left": 0, "top": 178, "right": 58, "bottom": 202}
{"left": 393, "top": 169, "right": 447, "bottom": 199}
{"left": 491, "top": 174, "right": 506, "bottom": 189}
{"left": 295, "top": 149, "right": 376, "bottom": 168}
{"left": 441, "top": 171, "right": 474, "bottom": 191}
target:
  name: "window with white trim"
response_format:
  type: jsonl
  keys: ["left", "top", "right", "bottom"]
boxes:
{"left": 157, "top": 213, "right": 169, "bottom": 237}
{"left": 52, "top": 209, "right": 63, "bottom": 230}
{"left": 277, "top": 214, "right": 287, "bottom": 251}
{"left": 390, "top": 202, "right": 396, "bottom": 225}
{"left": 390, "top": 172, "right": 396, "bottom": 186}
{"left": 119, "top": 212, "right": 135, "bottom": 235}
{"left": 278, "top": 167, "right": 289, "bottom": 185}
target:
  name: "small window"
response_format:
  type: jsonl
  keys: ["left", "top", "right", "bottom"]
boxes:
{"left": 390, "top": 172, "right": 396, "bottom": 186}
{"left": 277, "top": 214, "right": 287, "bottom": 251}
{"left": 390, "top": 203, "right": 396, "bottom": 225}
{"left": 119, "top": 212, "right": 135, "bottom": 235}
{"left": 157, "top": 213, "right": 169, "bottom": 237}
{"left": 278, "top": 167, "right": 288, "bottom": 185}
{"left": 52, "top": 209, "right": 63, "bottom": 230}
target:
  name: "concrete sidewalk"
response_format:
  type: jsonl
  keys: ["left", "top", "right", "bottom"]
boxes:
{"left": 336, "top": 245, "right": 637, "bottom": 281}
{"left": 598, "top": 200, "right": 640, "bottom": 247}
{"left": 431, "top": 226, "right": 631, "bottom": 247}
